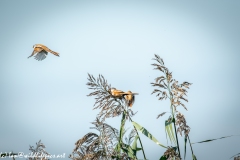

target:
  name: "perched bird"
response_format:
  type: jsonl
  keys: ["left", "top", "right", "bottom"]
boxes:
{"left": 110, "top": 88, "right": 138, "bottom": 107}
{"left": 110, "top": 88, "right": 127, "bottom": 98}
{"left": 28, "top": 44, "right": 59, "bottom": 61}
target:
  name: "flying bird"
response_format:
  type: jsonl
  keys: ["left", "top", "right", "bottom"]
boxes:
{"left": 28, "top": 44, "right": 59, "bottom": 61}
{"left": 110, "top": 88, "right": 138, "bottom": 107}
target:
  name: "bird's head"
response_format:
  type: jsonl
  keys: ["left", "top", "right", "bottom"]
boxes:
{"left": 110, "top": 88, "right": 116, "bottom": 92}
{"left": 109, "top": 88, "right": 118, "bottom": 94}
{"left": 128, "top": 90, "right": 139, "bottom": 95}
{"left": 107, "top": 88, "right": 114, "bottom": 94}
{"left": 34, "top": 44, "right": 43, "bottom": 48}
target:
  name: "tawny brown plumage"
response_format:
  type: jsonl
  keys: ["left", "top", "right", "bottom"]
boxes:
{"left": 110, "top": 88, "right": 138, "bottom": 107}
{"left": 28, "top": 44, "right": 59, "bottom": 61}
{"left": 110, "top": 88, "right": 127, "bottom": 98}
{"left": 124, "top": 91, "right": 137, "bottom": 107}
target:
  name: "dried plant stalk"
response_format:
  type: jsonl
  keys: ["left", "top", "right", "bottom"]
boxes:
{"left": 86, "top": 73, "right": 145, "bottom": 159}
{"left": 234, "top": 156, "right": 240, "bottom": 160}
{"left": 151, "top": 54, "right": 192, "bottom": 113}
{"left": 28, "top": 140, "right": 50, "bottom": 160}
{"left": 151, "top": 54, "right": 193, "bottom": 159}
{"left": 69, "top": 118, "right": 124, "bottom": 160}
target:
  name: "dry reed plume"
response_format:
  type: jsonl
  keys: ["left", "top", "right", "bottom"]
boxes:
{"left": 69, "top": 118, "right": 137, "bottom": 160}
{"left": 28, "top": 140, "right": 50, "bottom": 160}
{"left": 151, "top": 54, "right": 194, "bottom": 159}
{"left": 86, "top": 74, "right": 136, "bottom": 122}
{"left": 163, "top": 147, "right": 180, "bottom": 160}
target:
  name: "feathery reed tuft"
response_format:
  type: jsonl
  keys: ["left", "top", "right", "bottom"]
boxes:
{"left": 87, "top": 73, "right": 136, "bottom": 121}
{"left": 151, "top": 54, "right": 193, "bottom": 159}
{"left": 151, "top": 54, "right": 192, "bottom": 112}
{"left": 69, "top": 118, "right": 124, "bottom": 160}
{"left": 175, "top": 112, "right": 190, "bottom": 137}
{"left": 28, "top": 140, "right": 50, "bottom": 160}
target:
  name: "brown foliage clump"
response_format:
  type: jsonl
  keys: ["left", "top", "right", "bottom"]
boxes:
{"left": 69, "top": 118, "right": 122, "bottom": 160}
{"left": 175, "top": 112, "right": 190, "bottom": 137}
{"left": 163, "top": 147, "right": 181, "bottom": 160}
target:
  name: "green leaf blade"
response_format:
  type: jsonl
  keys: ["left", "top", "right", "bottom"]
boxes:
{"left": 132, "top": 121, "right": 167, "bottom": 148}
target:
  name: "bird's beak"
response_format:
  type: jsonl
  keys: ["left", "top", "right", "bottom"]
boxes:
{"left": 132, "top": 93, "right": 139, "bottom": 95}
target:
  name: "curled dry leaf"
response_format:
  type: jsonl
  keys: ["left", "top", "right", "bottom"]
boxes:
{"left": 156, "top": 112, "right": 167, "bottom": 119}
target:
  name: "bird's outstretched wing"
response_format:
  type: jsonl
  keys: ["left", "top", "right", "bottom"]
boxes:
{"left": 34, "top": 50, "right": 48, "bottom": 61}
{"left": 28, "top": 47, "right": 43, "bottom": 58}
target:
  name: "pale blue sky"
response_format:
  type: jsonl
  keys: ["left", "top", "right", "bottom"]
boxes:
{"left": 0, "top": 0, "right": 240, "bottom": 159}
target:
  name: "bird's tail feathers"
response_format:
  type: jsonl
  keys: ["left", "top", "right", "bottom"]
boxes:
{"left": 49, "top": 49, "right": 60, "bottom": 57}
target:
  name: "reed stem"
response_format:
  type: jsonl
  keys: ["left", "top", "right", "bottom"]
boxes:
{"left": 167, "top": 78, "right": 181, "bottom": 159}
{"left": 116, "top": 100, "right": 147, "bottom": 160}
